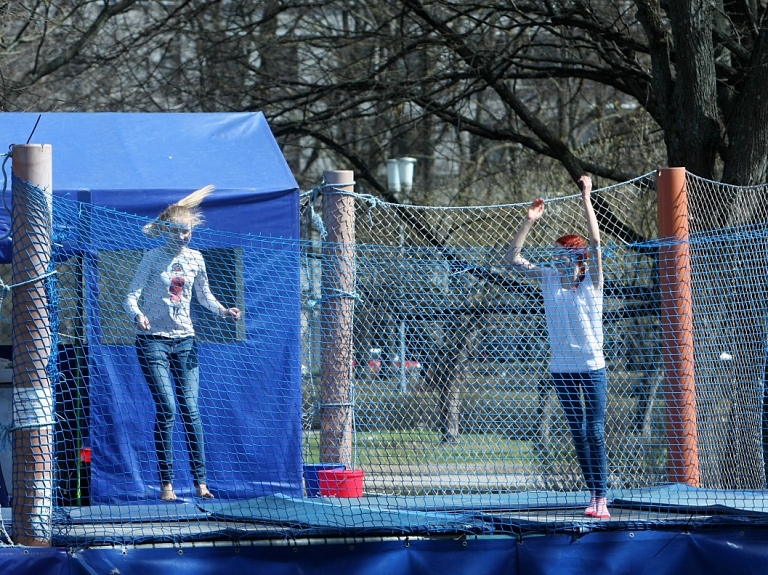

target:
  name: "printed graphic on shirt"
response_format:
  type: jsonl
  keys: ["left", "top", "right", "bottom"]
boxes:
{"left": 169, "top": 277, "right": 185, "bottom": 302}
{"left": 169, "top": 262, "right": 186, "bottom": 304}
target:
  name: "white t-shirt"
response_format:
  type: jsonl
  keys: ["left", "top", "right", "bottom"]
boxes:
{"left": 124, "top": 246, "right": 224, "bottom": 338}
{"left": 541, "top": 267, "right": 605, "bottom": 373}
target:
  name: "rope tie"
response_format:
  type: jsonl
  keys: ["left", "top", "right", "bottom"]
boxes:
{"left": 0, "top": 270, "right": 58, "bottom": 312}
{"left": 308, "top": 184, "right": 327, "bottom": 239}
{"left": 317, "top": 402, "right": 355, "bottom": 409}
{"left": 322, "top": 287, "right": 360, "bottom": 300}
{"left": 302, "top": 179, "right": 360, "bottom": 239}
{"left": 319, "top": 181, "right": 357, "bottom": 194}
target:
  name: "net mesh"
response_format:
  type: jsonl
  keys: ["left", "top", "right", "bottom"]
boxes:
{"left": 301, "top": 174, "right": 665, "bottom": 497}
{"left": 2, "top": 170, "right": 768, "bottom": 547}
{"left": 686, "top": 176, "right": 768, "bottom": 489}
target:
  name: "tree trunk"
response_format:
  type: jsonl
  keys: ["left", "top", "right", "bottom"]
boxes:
{"left": 722, "top": 16, "right": 768, "bottom": 187}
{"left": 666, "top": 0, "right": 720, "bottom": 177}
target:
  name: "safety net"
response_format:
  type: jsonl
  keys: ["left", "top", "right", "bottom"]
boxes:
{"left": 2, "top": 170, "right": 768, "bottom": 547}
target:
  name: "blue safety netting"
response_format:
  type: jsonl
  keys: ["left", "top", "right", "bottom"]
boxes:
{"left": 1, "top": 116, "right": 768, "bottom": 553}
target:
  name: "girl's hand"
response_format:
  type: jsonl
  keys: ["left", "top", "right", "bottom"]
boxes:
{"left": 578, "top": 175, "right": 592, "bottom": 199}
{"left": 223, "top": 307, "right": 241, "bottom": 321}
{"left": 135, "top": 314, "right": 150, "bottom": 331}
{"left": 527, "top": 198, "right": 545, "bottom": 221}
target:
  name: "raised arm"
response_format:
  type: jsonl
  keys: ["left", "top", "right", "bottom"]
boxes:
{"left": 578, "top": 175, "right": 603, "bottom": 287}
{"left": 504, "top": 198, "right": 545, "bottom": 278}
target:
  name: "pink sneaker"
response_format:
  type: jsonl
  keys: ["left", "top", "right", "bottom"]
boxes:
{"left": 584, "top": 496, "right": 597, "bottom": 516}
{"left": 591, "top": 497, "right": 611, "bottom": 519}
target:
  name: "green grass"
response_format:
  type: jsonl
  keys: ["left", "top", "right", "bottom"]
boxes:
{"left": 302, "top": 366, "right": 670, "bottom": 490}
{"left": 303, "top": 428, "right": 538, "bottom": 467}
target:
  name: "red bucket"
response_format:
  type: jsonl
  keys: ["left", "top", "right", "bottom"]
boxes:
{"left": 318, "top": 469, "right": 365, "bottom": 498}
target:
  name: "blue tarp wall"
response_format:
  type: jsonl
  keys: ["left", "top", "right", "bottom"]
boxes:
{"left": 0, "top": 112, "right": 303, "bottom": 502}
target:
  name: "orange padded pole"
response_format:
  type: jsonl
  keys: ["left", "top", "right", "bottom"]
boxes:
{"left": 657, "top": 167, "right": 700, "bottom": 487}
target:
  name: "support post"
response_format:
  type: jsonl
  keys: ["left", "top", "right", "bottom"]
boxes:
{"left": 10, "top": 144, "right": 54, "bottom": 546}
{"left": 657, "top": 167, "right": 700, "bottom": 487}
{"left": 319, "top": 170, "right": 356, "bottom": 468}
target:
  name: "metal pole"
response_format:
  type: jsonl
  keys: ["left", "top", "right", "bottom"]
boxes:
{"left": 398, "top": 224, "right": 407, "bottom": 394}
{"left": 399, "top": 322, "right": 407, "bottom": 394}
{"left": 10, "top": 144, "right": 54, "bottom": 546}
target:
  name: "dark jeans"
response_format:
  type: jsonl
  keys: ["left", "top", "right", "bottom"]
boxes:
{"left": 552, "top": 369, "right": 608, "bottom": 497}
{"left": 136, "top": 335, "right": 207, "bottom": 486}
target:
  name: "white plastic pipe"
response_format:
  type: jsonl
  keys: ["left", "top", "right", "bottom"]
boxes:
{"left": 386, "top": 159, "right": 401, "bottom": 192}
{"left": 397, "top": 157, "right": 417, "bottom": 191}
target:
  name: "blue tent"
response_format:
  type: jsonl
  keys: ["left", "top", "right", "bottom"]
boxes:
{"left": 0, "top": 112, "right": 299, "bottom": 251}
{"left": 0, "top": 112, "right": 303, "bottom": 502}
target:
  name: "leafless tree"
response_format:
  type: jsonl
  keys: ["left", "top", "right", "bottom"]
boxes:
{"left": 5, "top": 1, "right": 766, "bottom": 201}
{"left": 6, "top": 0, "right": 768, "bottom": 485}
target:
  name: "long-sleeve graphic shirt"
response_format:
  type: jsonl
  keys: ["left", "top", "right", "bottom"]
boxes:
{"left": 124, "top": 246, "right": 224, "bottom": 338}
{"left": 541, "top": 267, "right": 605, "bottom": 373}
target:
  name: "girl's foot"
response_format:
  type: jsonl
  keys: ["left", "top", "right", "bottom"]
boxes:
{"left": 586, "top": 497, "right": 611, "bottom": 519}
{"left": 160, "top": 483, "right": 177, "bottom": 502}
{"left": 584, "top": 495, "right": 597, "bottom": 516}
{"left": 196, "top": 484, "right": 215, "bottom": 499}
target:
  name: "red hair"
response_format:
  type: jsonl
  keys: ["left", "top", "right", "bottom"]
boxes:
{"left": 555, "top": 234, "right": 588, "bottom": 287}
{"left": 555, "top": 234, "right": 588, "bottom": 251}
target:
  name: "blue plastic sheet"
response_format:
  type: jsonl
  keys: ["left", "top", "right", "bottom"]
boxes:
{"left": 0, "top": 111, "right": 300, "bottom": 261}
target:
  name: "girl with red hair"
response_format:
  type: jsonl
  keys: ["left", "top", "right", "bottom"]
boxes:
{"left": 505, "top": 175, "right": 609, "bottom": 519}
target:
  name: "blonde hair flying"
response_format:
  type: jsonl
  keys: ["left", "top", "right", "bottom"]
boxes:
{"left": 142, "top": 185, "right": 215, "bottom": 238}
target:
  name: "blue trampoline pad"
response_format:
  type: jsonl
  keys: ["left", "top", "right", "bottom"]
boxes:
{"left": 58, "top": 502, "right": 212, "bottom": 525}
{"left": 196, "top": 494, "right": 489, "bottom": 533}
{"left": 370, "top": 491, "right": 592, "bottom": 513}
{"left": 611, "top": 484, "right": 768, "bottom": 515}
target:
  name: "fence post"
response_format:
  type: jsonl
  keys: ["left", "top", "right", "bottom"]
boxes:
{"left": 10, "top": 144, "right": 54, "bottom": 545}
{"left": 657, "top": 167, "right": 700, "bottom": 487}
{"left": 319, "top": 170, "right": 356, "bottom": 468}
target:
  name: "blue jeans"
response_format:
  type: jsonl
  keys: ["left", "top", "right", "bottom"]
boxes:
{"left": 136, "top": 335, "right": 207, "bottom": 486}
{"left": 552, "top": 369, "right": 607, "bottom": 497}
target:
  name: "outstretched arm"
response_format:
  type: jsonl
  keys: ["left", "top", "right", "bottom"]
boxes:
{"left": 194, "top": 257, "right": 242, "bottom": 321}
{"left": 579, "top": 175, "right": 603, "bottom": 287}
{"left": 504, "top": 198, "right": 545, "bottom": 278}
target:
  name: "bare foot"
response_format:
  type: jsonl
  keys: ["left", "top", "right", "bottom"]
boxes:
{"left": 196, "top": 484, "right": 215, "bottom": 499}
{"left": 160, "top": 483, "right": 177, "bottom": 502}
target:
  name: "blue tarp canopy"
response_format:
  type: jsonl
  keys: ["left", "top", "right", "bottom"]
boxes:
{"left": 0, "top": 112, "right": 303, "bottom": 502}
{"left": 0, "top": 112, "right": 299, "bottom": 254}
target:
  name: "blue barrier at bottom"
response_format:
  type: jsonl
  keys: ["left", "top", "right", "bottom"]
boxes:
{"left": 2, "top": 528, "right": 768, "bottom": 575}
